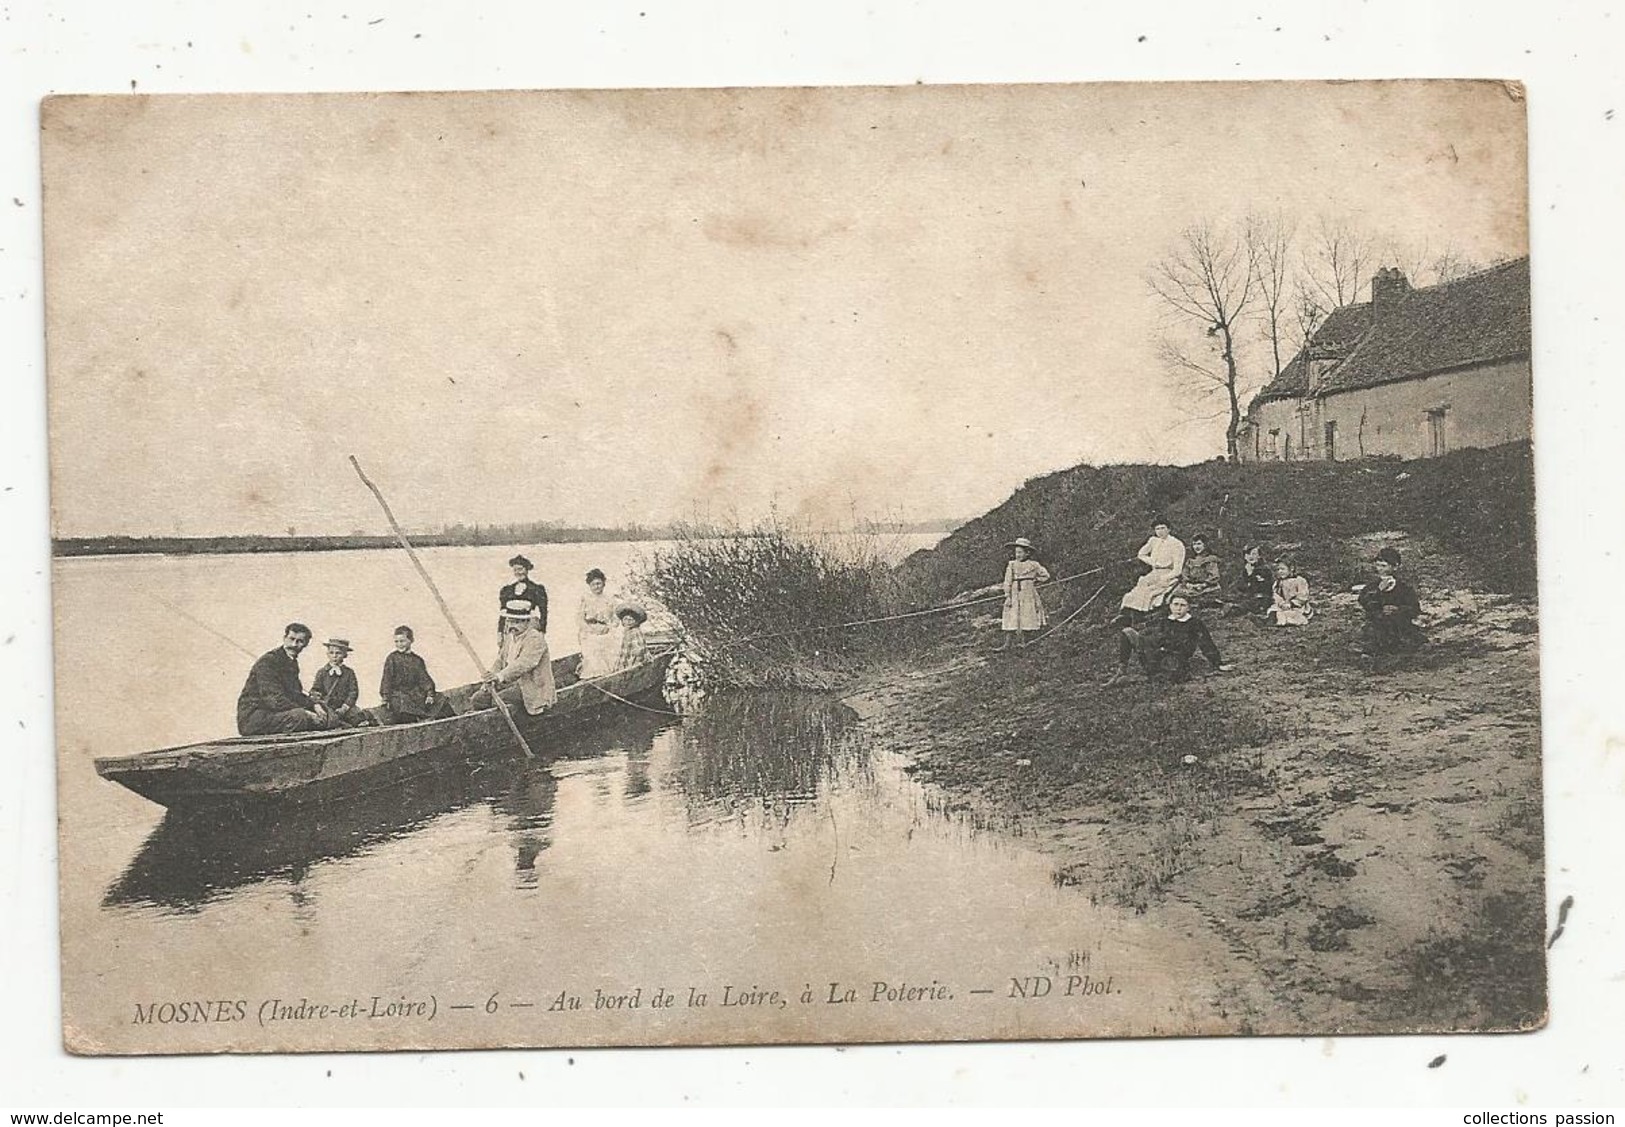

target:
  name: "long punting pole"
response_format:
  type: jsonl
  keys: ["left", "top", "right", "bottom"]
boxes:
{"left": 348, "top": 455, "right": 535, "bottom": 760}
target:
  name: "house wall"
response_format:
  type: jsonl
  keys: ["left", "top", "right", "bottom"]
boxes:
{"left": 1237, "top": 357, "right": 1531, "bottom": 462}
{"left": 1239, "top": 397, "right": 1307, "bottom": 463}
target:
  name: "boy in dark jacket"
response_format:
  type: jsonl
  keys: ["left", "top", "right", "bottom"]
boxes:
{"left": 1140, "top": 594, "right": 1231, "bottom": 682}
{"left": 1356, "top": 547, "right": 1426, "bottom": 654}
{"left": 379, "top": 625, "right": 449, "bottom": 723}
{"left": 310, "top": 638, "right": 372, "bottom": 727}
{"left": 1228, "top": 544, "right": 1275, "bottom": 616}
{"left": 1107, "top": 594, "right": 1231, "bottom": 685}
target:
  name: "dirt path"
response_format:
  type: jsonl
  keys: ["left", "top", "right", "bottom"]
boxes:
{"left": 842, "top": 589, "right": 1546, "bottom": 1035}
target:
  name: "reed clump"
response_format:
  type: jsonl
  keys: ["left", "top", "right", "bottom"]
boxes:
{"left": 632, "top": 522, "right": 930, "bottom": 688}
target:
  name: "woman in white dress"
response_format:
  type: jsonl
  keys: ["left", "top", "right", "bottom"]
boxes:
{"left": 576, "top": 568, "right": 619, "bottom": 678}
{"left": 1119, "top": 518, "right": 1186, "bottom": 616}
{"left": 999, "top": 537, "right": 1051, "bottom": 649}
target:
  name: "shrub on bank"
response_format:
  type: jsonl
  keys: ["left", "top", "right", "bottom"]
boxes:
{"left": 631, "top": 523, "right": 929, "bottom": 687}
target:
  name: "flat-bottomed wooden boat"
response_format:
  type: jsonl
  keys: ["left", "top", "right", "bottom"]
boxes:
{"left": 94, "top": 649, "right": 675, "bottom": 808}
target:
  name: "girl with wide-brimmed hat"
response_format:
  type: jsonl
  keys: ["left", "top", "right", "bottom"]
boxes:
{"left": 999, "top": 537, "right": 1050, "bottom": 649}
{"left": 614, "top": 602, "right": 651, "bottom": 670}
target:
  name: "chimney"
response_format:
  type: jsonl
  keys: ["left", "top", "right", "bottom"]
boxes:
{"left": 1370, "top": 266, "right": 1411, "bottom": 314}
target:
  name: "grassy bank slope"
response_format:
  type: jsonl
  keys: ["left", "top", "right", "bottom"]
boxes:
{"left": 902, "top": 441, "right": 1536, "bottom": 600}
{"left": 850, "top": 440, "right": 1545, "bottom": 1033}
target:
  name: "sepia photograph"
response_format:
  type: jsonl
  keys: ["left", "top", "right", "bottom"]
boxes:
{"left": 43, "top": 79, "right": 1543, "bottom": 1056}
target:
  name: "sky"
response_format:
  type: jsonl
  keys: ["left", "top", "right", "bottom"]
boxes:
{"left": 43, "top": 81, "right": 1528, "bottom": 537}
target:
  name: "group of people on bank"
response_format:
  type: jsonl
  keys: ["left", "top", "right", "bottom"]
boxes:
{"left": 234, "top": 555, "right": 653, "bottom": 736}
{"left": 996, "top": 518, "right": 1428, "bottom": 687}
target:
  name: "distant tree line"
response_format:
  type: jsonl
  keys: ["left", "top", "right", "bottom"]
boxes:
{"left": 54, "top": 516, "right": 964, "bottom": 558}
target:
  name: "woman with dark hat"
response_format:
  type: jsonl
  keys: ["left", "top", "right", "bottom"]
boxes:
{"left": 1356, "top": 546, "right": 1425, "bottom": 654}
{"left": 498, "top": 554, "right": 548, "bottom": 663}
{"left": 999, "top": 537, "right": 1051, "bottom": 650}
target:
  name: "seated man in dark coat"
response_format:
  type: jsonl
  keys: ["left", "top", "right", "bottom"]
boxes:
{"left": 1356, "top": 547, "right": 1426, "bottom": 654}
{"left": 236, "top": 623, "right": 326, "bottom": 735}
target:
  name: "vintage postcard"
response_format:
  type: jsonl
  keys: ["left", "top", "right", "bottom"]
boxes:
{"left": 44, "top": 81, "right": 1541, "bottom": 1054}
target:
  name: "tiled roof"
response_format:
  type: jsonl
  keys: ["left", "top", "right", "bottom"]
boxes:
{"left": 1248, "top": 256, "right": 1531, "bottom": 407}
{"left": 1252, "top": 303, "right": 1375, "bottom": 402}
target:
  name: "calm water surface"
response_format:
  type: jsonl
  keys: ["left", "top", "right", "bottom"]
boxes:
{"left": 55, "top": 539, "right": 1227, "bottom": 1048}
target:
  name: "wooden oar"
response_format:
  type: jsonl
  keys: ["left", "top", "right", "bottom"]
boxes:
{"left": 348, "top": 455, "right": 535, "bottom": 760}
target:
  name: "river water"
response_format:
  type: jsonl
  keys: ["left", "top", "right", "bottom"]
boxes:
{"left": 53, "top": 540, "right": 1230, "bottom": 1052}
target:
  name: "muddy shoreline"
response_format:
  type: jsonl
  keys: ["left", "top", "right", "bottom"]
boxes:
{"left": 840, "top": 590, "right": 1547, "bottom": 1036}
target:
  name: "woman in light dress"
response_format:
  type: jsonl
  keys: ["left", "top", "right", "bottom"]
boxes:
{"left": 1120, "top": 517, "right": 1187, "bottom": 615}
{"left": 1269, "top": 560, "right": 1314, "bottom": 626}
{"left": 576, "top": 568, "right": 620, "bottom": 678}
{"left": 999, "top": 537, "right": 1051, "bottom": 649}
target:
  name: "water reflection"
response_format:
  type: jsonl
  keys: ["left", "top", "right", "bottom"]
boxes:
{"left": 103, "top": 760, "right": 504, "bottom": 912}
{"left": 103, "top": 694, "right": 878, "bottom": 913}
{"left": 494, "top": 767, "right": 558, "bottom": 888}
{"left": 106, "top": 707, "right": 674, "bottom": 912}
{"left": 666, "top": 692, "right": 871, "bottom": 826}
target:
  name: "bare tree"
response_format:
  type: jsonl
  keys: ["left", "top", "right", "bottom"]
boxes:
{"left": 1148, "top": 221, "right": 1259, "bottom": 461}
{"left": 1247, "top": 212, "right": 1295, "bottom": 381}
{"left": 1290, "top": 284, "right": 1325, "bottom": 361}
{"left": 1379, "top": 236, "right": 1433, "bottom": 287}
{"left": 1429, "top": 244, "right": 1486, "bottom": 283}
{"left": 1301, "top": 216, "right": 1378, "bottom": 313}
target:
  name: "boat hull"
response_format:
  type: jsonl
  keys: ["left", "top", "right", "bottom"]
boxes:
{"left": 94, "top": 651, "right": 675, "bottom": 808}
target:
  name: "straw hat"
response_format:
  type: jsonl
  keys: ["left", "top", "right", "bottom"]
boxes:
{"left": 614, "top": 602, "right": 649, "bottom": 626}
{"left": 1004, "top": 537, "right": 1036, "bottom": 551}
{"left": 323, "top": 638, "right": 353, "bottom": 653}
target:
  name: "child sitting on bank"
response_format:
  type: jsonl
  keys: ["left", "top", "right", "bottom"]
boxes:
{"left": 1268, "top": 561, "right": 1314, "bottom": 627}
{"left": 1229, "top": 544, "right": 1275, "bottom": 617}
{"left": 1355, "top": 547, "right": 1426, "bottom": 655}
{"left": 1179, "top": 534, "right": 1223, "bottom": 606}
{"left": 1106, "top": 594, "right": 1231, "bottom": 685}
{"left": 310, "top": 638, "right": 375, "bottom": 727}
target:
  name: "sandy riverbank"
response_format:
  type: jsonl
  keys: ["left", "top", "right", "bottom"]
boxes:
{"left": 842, "top": 578, "right": 1546, "bottom": 1035}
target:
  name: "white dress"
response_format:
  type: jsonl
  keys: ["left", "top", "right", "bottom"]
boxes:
{"left": 1001, "top": 560, "right": 1051, "bottom": 631}
{"left": 1120, "top": 534, "right": 1187, "bottom": 613}
{"left": 577, "top": 590, "right": 619, "bottom": 678}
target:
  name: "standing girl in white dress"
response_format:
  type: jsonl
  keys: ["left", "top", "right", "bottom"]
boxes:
{"left": 1000, "top": 538, "right": 1051, "bottom": 650}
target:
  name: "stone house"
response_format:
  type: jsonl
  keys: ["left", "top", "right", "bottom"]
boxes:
{"left": 1237, "top": 257, "right": 1531, "bottom": 462}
